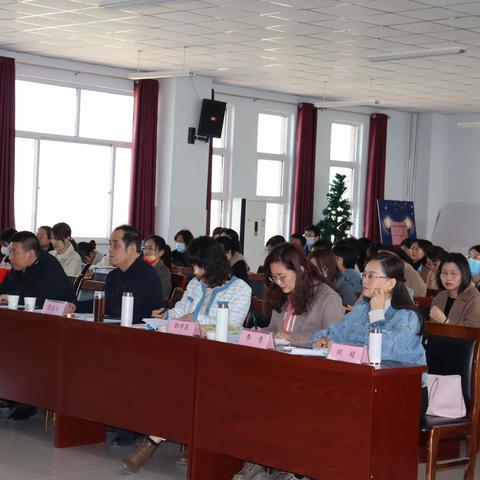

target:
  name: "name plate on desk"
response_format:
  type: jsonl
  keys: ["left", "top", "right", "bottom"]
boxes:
{"left": 167, "top": 319, "right": 201, "bottom": 336}
{"left": 327, "top": 342, "right": 369, "bottom": 364}
{"left": 238, "top": 330, "right": 274, "bottom": 350}
{"left": 42, "top": 299, "right": 68, "bottom": 316}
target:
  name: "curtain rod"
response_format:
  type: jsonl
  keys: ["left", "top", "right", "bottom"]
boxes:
{"left": 214, "top": 90, "right": 388, "bottom": 117}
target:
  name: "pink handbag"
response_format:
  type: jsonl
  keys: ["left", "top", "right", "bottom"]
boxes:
{"left": 426, "top": 374, "right": 467, "bottom": 418}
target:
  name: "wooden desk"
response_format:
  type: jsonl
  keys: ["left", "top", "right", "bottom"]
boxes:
{"left": 192, "top": 341, "right": 425, "bottom": 480}
{"left": 0, "top": 310, "right": 425, "bottom": 480}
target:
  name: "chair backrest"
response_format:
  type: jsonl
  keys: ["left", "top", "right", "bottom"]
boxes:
{"left": 248, "top": 272, "right": 266, "bottom": 299}
{"left": 171, "top": 272, "right": 189, "bottom": 291}
{"left": 415, "top": 296, "right": 433, "bottom": 309}
{"left": 171, "top": 266, "right": 194, "bottom": 279}
{"left": 77, "top": 279, "right": 105, "bottom": 302}
{"left": 423, "top": 323, "right": 480, "bottom": 417}
{"left": 167, "top": 287, "right": 184, "bottom": 308}
{"left": 426, "top": 288, "right": 439, "bottom": 298}
{"left": 72, "top": 264, "right": 91, "bottom": 296}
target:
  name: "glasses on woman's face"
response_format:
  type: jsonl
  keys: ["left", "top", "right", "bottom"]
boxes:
{"left": 361, "top": 272, "right": 389, "bottom": 281}
{"left": 268, "top": 274, "right": 289, "bottom": 285}
{"left": 440, "top": 270, "right": 460, "bottom": 278}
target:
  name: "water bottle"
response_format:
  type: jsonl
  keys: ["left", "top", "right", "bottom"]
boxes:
{"left": 121, "top": 292, "right": 134, "bottom": 327}
{"left": 368, "top": 328, "right": 382, "bottom": 365}
{"left": 215, "top": 301, "right": 229, "bottom": 342}
{"left": 93, "top": 291, "right": 105, "bottom": 323}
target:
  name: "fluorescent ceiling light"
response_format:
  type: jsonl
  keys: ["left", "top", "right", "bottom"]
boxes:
{"left": 127, "top": 70, "right": 195, "bottom": 80}
{"left": 369, "top": 47, "right": 466, "bottom": 62}
{"left": 315, "top": 99, "right": 380, "bottom": 108}
{"left": 98, "top": 0, "right": 173, "bottom": 8}
{"left": 457, "top": 122, "right": 480, "bottom": 128}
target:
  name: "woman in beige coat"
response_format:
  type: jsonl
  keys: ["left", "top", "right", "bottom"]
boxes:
{"left": 260, "top": 242, "right": 344, "bottom": 348}
{"left": 430, "top": 253, "right": 480, "bottom": 327}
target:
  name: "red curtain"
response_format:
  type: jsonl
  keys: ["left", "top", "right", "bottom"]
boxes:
{"left": 0, "top": 57, "right": 15, "bottom": 231}
{"left": 363, "top": 113, "right": 389, "bottom": 242}
{"left": 290, "top": 103, "right": 317, "bottom": 233}
{"left": 129, "top": 79, "right": 159, "bottom": 237}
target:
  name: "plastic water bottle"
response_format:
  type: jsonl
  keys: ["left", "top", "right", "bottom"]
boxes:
{"left": 121, "top": 292, "right": 134, "bottom": 327}
{"left": 368, "top": 328, "right": 382, "bottom": 365}
{"left": 215, "top": 301, "right": 229, "bottom": 342}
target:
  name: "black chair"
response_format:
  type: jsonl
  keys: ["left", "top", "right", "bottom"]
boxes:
{"left": 421, "top": 323, "right": 480, "bottom": 480}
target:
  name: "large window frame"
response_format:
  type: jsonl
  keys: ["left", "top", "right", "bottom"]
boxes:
{"left": 15, "top": 79, "right": 133, "bottom": 242}
{"left": 255, "top": 110, "right": 294, "bottom": 241}
{"left": 328, "top": 121, "right": 363, "bottom": 237}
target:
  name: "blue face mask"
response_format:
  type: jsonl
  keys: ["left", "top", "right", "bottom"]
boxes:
{"left": 305, "top": 237, "right": 316, "bottom": 247}
{"left": 176, "top": 242, "right": 186, "bottom": 253}
{"left": 468, "top": 257, "right": 480, "bottom": 277}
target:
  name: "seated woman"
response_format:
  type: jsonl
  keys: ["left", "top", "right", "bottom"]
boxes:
{"left": 216, "top": 236, "right": 249, "bottom": 284}
{"left": 424, "top": 245, "right": 447, "bottom": 290}
{"left": 260, "top": 243, "right": 344, "bottom": 347}
{"left": 77, "top": 240, "right": 104, "bottom": 266}
{"left": 231, "top": 243, "right": 343, "bottom": 480}
{"left": 409, "top": 239, "right": 432, "bottom": 281}
{"left": 119, "top": 236, "right": 251, "bottom": 474}
{"left": 36, "top": 226, "right": 53, "bottom": 252}
{"left": 312, "top": 252, "right": 426, "bottom": 367}
{"left": 171, "top": 229, "right": 194, "bottom": 266}
{"left": 430, "top": 253, "right": 480, "bottom": 327}
{"left": 309, "top": 249, "right": 357, "bottom": 306}
{"left": 332, "top": 242, "right": 362, "bottom": 293}
{"left": 143, "top": 235, "right": 172, "bottom": 302}
{"left": 50, "top": 222, "right": 82, "bottom": 277}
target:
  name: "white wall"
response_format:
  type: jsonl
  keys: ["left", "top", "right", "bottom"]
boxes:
{"left": 155, "top": 76, "right": 212, "bottom": 244}
{"left": 414, "top": 112, "right": 480, "bottom": 242}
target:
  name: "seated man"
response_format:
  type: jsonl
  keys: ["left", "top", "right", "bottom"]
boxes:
{"left": 78, "top": 225, "right": 164, "bottom": 323}
{"left": 0, "top": 231, "right": 76, "bottom": 308}
{"left": 0, "top": 231, "right": 76, "bottom": 420}
{"left": 107, "top": 225, "right": 164, "bottom": 322}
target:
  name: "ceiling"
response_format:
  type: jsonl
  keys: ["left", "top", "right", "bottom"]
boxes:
{"left": 2, "top": 0, "right": 480, "bottom": 112}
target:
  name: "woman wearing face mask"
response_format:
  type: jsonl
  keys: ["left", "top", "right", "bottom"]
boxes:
{"left": 468, "top": 244, "right": 480, "bottom": 286}
{"left": 0, "top": 228, "right": 17, "bottom": 273}
{"left": 120, "top": 237, "right": 251, "bottom": 474}
{"left": 50, "top": 222, "right": 82, "bottom": 277}
{"left": 143, "top": 235, "right": 172, "bottom": 302}
{"left": 37, "top": 226, "right": 53, "bottom": 252}
{"left": 430, "top": 253, "right": 480, "bottom": 327}
{"left": 171, "top": 229, "right": 194, "bottom": 266}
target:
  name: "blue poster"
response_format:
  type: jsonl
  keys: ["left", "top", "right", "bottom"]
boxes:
{"left": 377, "top": 200, "right": 416, "bottom": 245}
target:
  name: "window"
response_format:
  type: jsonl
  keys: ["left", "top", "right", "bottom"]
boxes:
{"left": 328, "top": 123, "right": 360, "bottom": 234}
{"left": 14, "top": 80, "right": 133, "bottom": 238}
{"left": 209, "top": 109, "right": 230, "bottom": 235}
{"left": 256, "top": 113, "right": 290, "bottom": 242}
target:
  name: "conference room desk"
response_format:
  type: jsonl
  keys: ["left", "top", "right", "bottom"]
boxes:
{"left": 191, "top": 340, "right": 425, "bottom": 480}
{"left": 0, "top": 309, "right": 425, "bottom": 479}
{"left": 0, "top": 309, "right": 198, "bottom": 449}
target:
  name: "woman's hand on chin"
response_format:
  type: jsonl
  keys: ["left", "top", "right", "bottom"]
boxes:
{"left": 370, "top": 288, "right": 387, "bottom": 311}
{"left": 314, "top": 337, "right": 332, "bottom": 349}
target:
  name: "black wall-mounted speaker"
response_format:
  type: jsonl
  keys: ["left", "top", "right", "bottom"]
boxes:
{"left": 197, "top": 99, "right": 226, "bottom": 138}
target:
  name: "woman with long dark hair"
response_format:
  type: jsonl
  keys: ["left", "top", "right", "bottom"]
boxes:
{"left": 312, "top": 253, "right": 426, "bottom": 368}
{"left": 261, "top": 243, "right": 344, "bottom": 348}
{"left": 50, "top": 222, "right": 82, "bottom": 277}
{"left": 143, "top": 235, "right": 172, "bottom": 302}
{"left": 430, "top": 253, "right": 480, "bottom": 327}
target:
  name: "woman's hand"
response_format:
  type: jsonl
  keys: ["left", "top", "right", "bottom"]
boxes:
{"left": 430, "top": 305, "right": 447, "bottom": 323}
{"left": 370, "top": 288, "right": 387, "bottom": 311}
{"left": 314, "top": 337, "right": 332, "bottom": 349}
{"left": 275, "top": 330, "right": 293, "bottom": 342}
{"left": 152, "top": 308, "right": 167, "bottom": 319}
{"left": 181, "top": 313, "right": 194, "bottom": 321}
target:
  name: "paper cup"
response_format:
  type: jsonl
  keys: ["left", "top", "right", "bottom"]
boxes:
{"left": 7, "top": 295, "right": 19, "bottom": 310}
{"left": 24, "top": 297, "right": 36, "bottom": 312}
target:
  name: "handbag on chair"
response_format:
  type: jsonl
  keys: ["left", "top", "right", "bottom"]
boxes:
{"left": 426, "top": 373, "right": 466, "bottom": 418}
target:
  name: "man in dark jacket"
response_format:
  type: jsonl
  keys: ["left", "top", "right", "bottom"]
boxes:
{"left": 0, "top": 231, "right": 76, "bottom": 308}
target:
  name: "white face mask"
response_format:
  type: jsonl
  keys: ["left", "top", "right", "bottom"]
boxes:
{"left": 1, "top": 246, "right": 10, "bottom": 256}
{"left": 176, "top": 242, "right": 186, "bottom": 253}
{"left": 305, "top": 237, "right": 316, "bottom": 247}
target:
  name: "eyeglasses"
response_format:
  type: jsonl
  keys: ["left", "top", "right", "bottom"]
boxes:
{"left": 268, "top": 274, "right": 289, "bottom": 285}
{"left": 440, "top": 271, "right": 460, "bottom": 278}
{"left": 361, "top": 272, "right": 389, "bottom": 280}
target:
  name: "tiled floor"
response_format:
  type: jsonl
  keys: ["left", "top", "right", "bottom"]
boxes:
{"left": 0, "top": 410, "right": 476, "bottom": 480}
